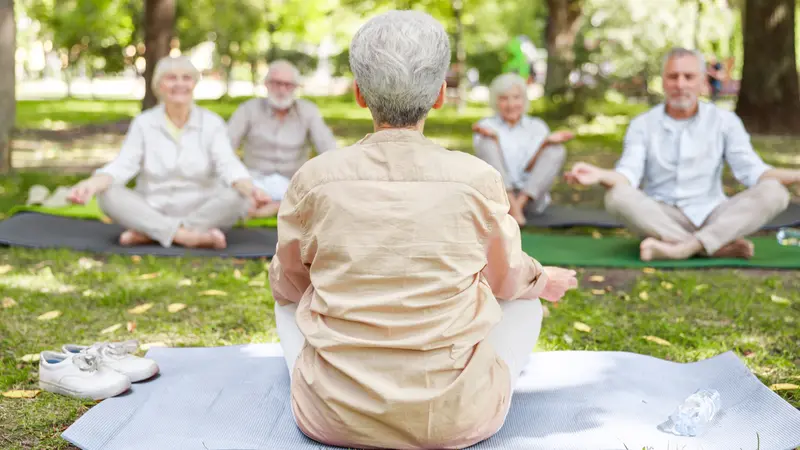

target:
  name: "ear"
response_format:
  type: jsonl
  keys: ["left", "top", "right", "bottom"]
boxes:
{"left": 431, "top": 81, "right": 447, "bottom": 110}
{"left": 354, "top": 81, "right": 368, "bottom": 108}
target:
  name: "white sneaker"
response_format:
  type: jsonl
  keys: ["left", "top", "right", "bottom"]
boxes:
{"left": 39, "top": 351, "right": 131, "bottom": 400}
{"left": 62, "top": 340, "right": 159, "bottom": 383}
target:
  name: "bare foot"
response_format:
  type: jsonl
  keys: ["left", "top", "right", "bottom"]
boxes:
{"left": 639, "top": 238, "right": 683, "bottom": 261}
{"left": 119, "top": 230, "right": 154, "bottom": 246}
{"left": 249, "top": 202, "right": 281, "bottom": 218}
{"left": 712, "top": 238, "right": 754, "bottom": 259}
{"left": 173, "top": 228, "right": 228, "bottom": 249}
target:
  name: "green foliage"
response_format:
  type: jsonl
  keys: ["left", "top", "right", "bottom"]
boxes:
{"left": 22, "top": 0, "right": 138, "bottom": 74}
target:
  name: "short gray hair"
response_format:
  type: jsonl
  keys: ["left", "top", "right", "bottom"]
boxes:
{"left": 152, "top": 56, "right": 200, "bottom": 101}
{"left": 349, "top": 10, "right": 450, "bottom": 127}
{"left": 489, "top": 73, "right": 528, "bottom": 113}
{"left": 662, "top": 47, "right": 706, "bottom": 74}
{"left": 266, "top": 59, "right": 300, "bottom": 82}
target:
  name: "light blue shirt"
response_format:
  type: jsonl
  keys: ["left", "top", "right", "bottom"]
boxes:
{"left": 472, "top": 115, "right": 550, "bottom": 189}
{"left": 615, "top": 102, "right": 772, "bottom": 226}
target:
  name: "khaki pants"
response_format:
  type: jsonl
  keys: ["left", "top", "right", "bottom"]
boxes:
{"left": 97, "top": 186, "right": 249, "bottom": 247}
{"left": 604, "top": 179, "right": 790, "bottom": 255}
{"left": 475, "top": 140, "right": 566, "bottom": 213}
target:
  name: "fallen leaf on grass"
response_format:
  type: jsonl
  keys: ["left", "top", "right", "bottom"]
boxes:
{"left": 137, "top": 273, "right": 160, "bottom": 280}
{"left": 126, "top": 321, "right": 136, "bottom": 332}
{"left": 18, "top": 354, "right": 39, "bottom": 362}
{"left": 139, "top": 342, "right": 167, "bottom": 351}
{"left": 37, "top": 310, "right": 61, "bottom": 321}
{"left": 167, "top": 303, "right": 186, "bottom": 313}
{"left": 694, "top": 284, "right": 709, "bottom": 292}
{"left": 638, "top": 291, "right": 650, "bottom": 301}
{"left": 2, "top": 297, "right": 17, "bottom": 308}
{"left": 643, "top": 335, "right": 672, "bottom": 346}
{"left": 770, "top": 383, "right": 799, "bottom": 391}
{"left": 0, "top": 264, "right": 12, "bottom": 275}
{"left": 177, "top": 279, "right": 192, "bottom": 287}
{"left": 233, "top": 269, "right": 242, "bottom": 279}
{"left": 591, "top": 230, "right": 602, "bottom": 239}
{"left": 591, "top": 289, "right": 605, "bottom": 295}
{"left": 82, "top": 290, "right": 96, "bottom": 297}
{"left": 209, "top": 273, "right": 218, "bottom": 279}
{"left": 588, "top": 275, "right": 605, "bottom": 282}
{"left": 562, "top": 334, "right": 574, "bottom": 344}
{"left": 541, "top": 304, "right": 550, "bottom": 318}
{"left": 771, "top": 295, "right": 791, "bottom": 305}
{"left": 100, "top": 216, "right": 113, "bottom": 224}
{"left": 573, "top": 322, "right": 592, "bottom": 333}
{"left": 78, "top": 257, "right": 102, "bottom": 270}
{"left": 100, "top": 323, "right": 122, "bottom": 334}
{"left": 661, "top": 281, "right": 674, "bottom": 290}
{"left": 2, "top": 390, "right": 40, "bottom": 399}
{"left": 742, "top": 350, "right": 756, "bottom": 358}
{"left": 199, "top": 290, "right": 227, "bottom": 297}
{"left": 127, "top": 303, "right": 153, "bottom": 314}
{"left": 642, "top": 267, "right": 656, "bottom": 274}
{"left": 130, "top": 255, "right": 142, "bottom": 263}
{"left": 248, "top": 280, "right": 266, "bottom": 287}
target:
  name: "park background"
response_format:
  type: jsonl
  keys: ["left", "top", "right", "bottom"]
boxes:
{"left": 0, "top": 1, "right": 799, "bottom": 448}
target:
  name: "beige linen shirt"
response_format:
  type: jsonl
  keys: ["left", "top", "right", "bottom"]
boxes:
{"left": 269, "top": 129, "right": 548, "bottom": 449}
{"left": 95, "top": 105, "right": 251, "bottom": 217}
{"left": 227, "top": 98, "right": 337, "bottom": 179}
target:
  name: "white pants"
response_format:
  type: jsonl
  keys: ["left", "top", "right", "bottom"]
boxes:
{"left": 275, "top": 298, "right": 544, "bottom": 393}
{"left": 251, "top": 172, "right": 291, "bottom": 202}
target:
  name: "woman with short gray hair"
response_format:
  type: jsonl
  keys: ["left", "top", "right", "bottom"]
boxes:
{"left": 67, "top": 56, "right": 270, "bottom": 249}
{"left": 473, "top": 73, "right": 575, "bottom": 225}
{"left": 269, "top": 10, "right": 577, "bottom": 449}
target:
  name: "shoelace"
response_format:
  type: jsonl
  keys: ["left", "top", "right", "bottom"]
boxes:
{"left": 72, "top": 353, "right": 100, "bottom": 372}
{"left": 87, "top": 340, "right": 140, "bottom": 360}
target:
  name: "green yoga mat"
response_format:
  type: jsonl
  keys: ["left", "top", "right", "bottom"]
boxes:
{"left": 9, "top": 201, "right": 279, "bottom": 228}
{"left": 520, "top": 233, "right": 799, "bottom": 269}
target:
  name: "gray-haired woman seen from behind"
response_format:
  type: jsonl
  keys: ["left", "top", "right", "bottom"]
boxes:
{"left": 67, "top": 56, "right": 270, "bottom": 249}
{"left": 269, "top": 10, "right": 578, "bottom": 450}
{"left": 473, "top": 73, "right": 575, "bottom": 226}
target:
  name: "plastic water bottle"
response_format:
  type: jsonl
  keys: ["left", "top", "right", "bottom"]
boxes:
{"left": 666, "top": 389, "right": 721, "bottom": 437}
{"left": 776, "top": 227, "right": 800, "bottom": 246}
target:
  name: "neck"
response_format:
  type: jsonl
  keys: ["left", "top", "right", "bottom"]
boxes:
{"left": 374, "top": 121, "right": 425, "bottom": 133}
{"left": 665, "top": 103, "right": 698, "bottom": 120}
{"left": 165, "top": 103, "right": 191, "bottom": 127}
{"left": 502, "top": 116, "right": 521, "bottom": 127}
{"left": 273, "top": 108, "right": 290, "bottom": 120}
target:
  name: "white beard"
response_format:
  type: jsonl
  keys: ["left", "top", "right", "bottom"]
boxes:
{"left": 268, "top": 96, "right": 295, "bottom": 110}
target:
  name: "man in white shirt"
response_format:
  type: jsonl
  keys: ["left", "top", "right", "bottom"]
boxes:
{"left": 565, "top": 48, "right": 798, "bottom": 261}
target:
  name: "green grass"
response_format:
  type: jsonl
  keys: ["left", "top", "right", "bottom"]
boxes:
{"left": 2, "top": 97, "right": 800, "bottom": 449}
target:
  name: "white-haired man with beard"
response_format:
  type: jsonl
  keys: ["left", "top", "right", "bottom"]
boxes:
{"left": 566, "top": 48, "right": 799, "bottom": 261}
{"left": 227, "top": 59, "right": 337, "bottom": 217}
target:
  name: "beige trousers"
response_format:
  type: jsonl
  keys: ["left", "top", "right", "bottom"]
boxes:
{"left": 604, "top": 179, "right": 790, "bottom": 255}
{"left": 475, "top": 140, "right": 566, "bottom": 213}
{"left": 97, "top": 185, "right": 249, "bottom": 247}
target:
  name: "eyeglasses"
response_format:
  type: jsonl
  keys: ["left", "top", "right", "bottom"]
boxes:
{"left": 267, "top": 79, "right": 298, "bottom": 90}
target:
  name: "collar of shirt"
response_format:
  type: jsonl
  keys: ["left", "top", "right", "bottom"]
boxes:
{"left": 148, "top": 103, "right": 203, "bottom": 132}
{"left": 358, "top": 128, "right": 428, "bottom": 145}
{"left": 657, "top": 102, "right": 708, "bottom": 133}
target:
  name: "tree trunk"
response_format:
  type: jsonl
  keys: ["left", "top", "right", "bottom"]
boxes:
{"left": 0, "top": 0, "right": 15, "bottom": 173}
{"left": 452, "top": 0, "right": 466, "bottom": 112}
{"left": 544, "top": 0, "right": 583, "bottom": 97}
{"left": 735, "top": 0, "right": 800, "bottom": 134}
{"left": 142, "top": 0, "right": 176, "bottom": 111}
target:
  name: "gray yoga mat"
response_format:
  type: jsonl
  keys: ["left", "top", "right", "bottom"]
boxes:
{"left": 527, "top": 203, "right": 800, "bottom": 229}
{"left": 62, "top": 344, "right": 800, "bottom": 450}
{"left": 0, "top": 213, "right": 277, "bottom": 258}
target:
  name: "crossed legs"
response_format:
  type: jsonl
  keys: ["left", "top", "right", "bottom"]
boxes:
{"left": 475, "top": 139, "right": 566, "bottom": 226}
{"left": 97, "top": 185, "right": 249, "bottom": 249}
{"left": 604, "top": 179, "right": 790, "bottom": 261}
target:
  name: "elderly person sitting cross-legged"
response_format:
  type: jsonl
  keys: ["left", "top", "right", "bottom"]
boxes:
{"left": 269, "top": 10, "right": 578, "bottom": 450}
{"left": 566, "top": 47, "right": 799, "bottom": 261}
{"left": 472, "top": 73, "right": 575, "bottom": 226}
{"left": 67, "top": 56, "right": 270, "bottom": 249}
{"left": 227, "top": 59, "right": 337, "bottom": 218}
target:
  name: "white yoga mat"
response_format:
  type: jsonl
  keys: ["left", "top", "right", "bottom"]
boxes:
{"left": 62, "top": 344, "right": 800, "bottom": 450}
